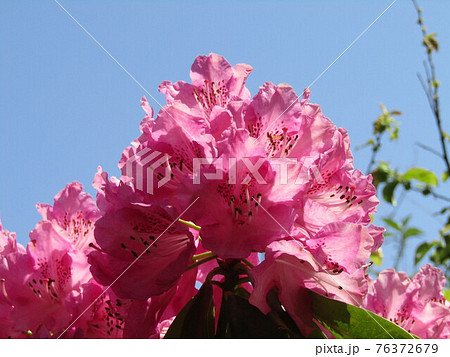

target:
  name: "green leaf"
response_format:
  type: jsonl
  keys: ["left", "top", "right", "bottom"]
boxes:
{"left": 310, "top": 291, "right": 416, "bottom": 339}
{"left": 443, "top": 289, "right": 450, "bottom": 302}
{"left": 415, "top": 241, "right": 437, "bottom": 265}
{"left": 382, "top": 180, "right": 399, "bottom": 205}
{"left": 403, "top": 228, "right": 423, "bottom": 239}
{"left": 372, "top": 162, "right": 391, "bottom": 184}
{"left": 378, "top": 161, "right": 391, "bottom": 174}
{"left": 403, "top": 168, "right": 438, "bottom": 186}
{"left": 423, "top": 33, "right": 439, "bottom": 52}
{"left": 390, "top": 126, "right": 399, "bottom": 141}
{"left": 402, "top": 215, "right": 411, "bottom": 226}
{"left": 356, "top": 139, "right": 374, "bottom": 151}
{"left": 379, "top": 102, "right": 388, "bottom": 114}
{"left": 370, "top": 249, "right": 383, "bottom": 266}
{"left": 307, "top": 327, "right": 328, "bottom": 339}
{"left": 442, "top": 171, "right": 449, "bottom": 182}
{"left": 430, "top": 242, "right": 447, "bottom": 263}
{"left": 443, "top": 224, "right": 450, "bottom": 234}
{"left": 165, "top": 281, "right": 215, "bottom": 338}
{"left": 382, "top": 218, "right": 401, "bottom": 231}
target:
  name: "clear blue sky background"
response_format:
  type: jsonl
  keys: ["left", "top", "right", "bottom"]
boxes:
{"left": 1, "top": 0, "right": 449, "bottom": 276}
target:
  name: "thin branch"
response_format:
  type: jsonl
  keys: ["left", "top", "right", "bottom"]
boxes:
{"left": 415, "top": 142, "right": 444, "bottom": 158}
{"left": 417, "top": 73, "right": 435, "bottom": 111}
{"left": 366, "top": 134, "right": 382, "bottom": 174}
{"left": 408, "top": 185, "right": 450, "bottom": 202}
{"left": 423, "top": 60, "right": 432, "bottom": 95}
{"left": 412, "top": 0, "right": 450, "bottom": 175}
{"left": 390, "top": 186, "right": 407, "bottom": 218}
{"left": 394, "top": 235, "right": 407, "bottom": 270}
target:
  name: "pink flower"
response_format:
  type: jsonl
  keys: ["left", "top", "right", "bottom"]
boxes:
{"left": 118, "top": 98, "right": 218, "bottom": 206}
{"left": 242, "top": 84, "right": 340, "bottom": 160}
{"left": 243, "top": 86, "right": 348, "bottom": 200}
{"left": 363, "top": 265, "right": 450, "bottom": 338}
{"left": 4, "top": 53, "right": 449, "bottom": 340}
{"left": 296, "top": 169, "right": 379, "bottom": 235}
{"left": 0, "top": 218, "right": 25, "bottom": 338}
{"left": 177, "top": 129, "right": 296, "bottom": 258}
{"left": 93, "top": 167, "right": 153, "bottom": 213}
{"left": 302, "top": 222, "right": 374, "bottom": 274}
{"left": 243, "top": 82, "right": 304, "bottom": 157}
{"left": 1, "top": 217, "right": 24, "bottom": 257}
{"left": 249, "top": 235, "right": 369, "bottom": 336}
{"left": 158, "top": 53, "right": 252, "bottom": 140}
{"left": 117, "top": 54, "right": 253, "bottom": 209}
{"left": 36, "top": 182, "right": 102, "bottom": 252}
{"left": 0, "top": 184, "right": 101, "bottom": 337}
{"left": 89, "top": 204, "right": 195, "bottom": 300}
{"left": 65, "top": 280, "right": 130, "bottom": 338}
{"left": 291, "top": 89, "right": 353, "bottom": 165}
{"left": 90, "top": 172, "right": 196, "bottom": 300}
{"left": 1, "top": 221, "right": 90, "bottom": 337}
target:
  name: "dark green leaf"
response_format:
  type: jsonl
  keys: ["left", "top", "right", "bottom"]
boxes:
{"left": 382, "top": 180, "right": 399, "bottom": 205}
{"left": 415, "top": 241, "right": 437, "bottom": 265}
{"left": 310, "top": 291, "right": 416, "bottom": 339}
{"left": 430, "top": 242, "right": 447, "bottom": 264}
{"left": 165, "top": 281, "right": 215, "bottom": 338}
{"left": 372, "top": 162, "right": 391, "bottom": 184}
{"left": 265, "top": 288, "right": 304, "bottom": 338}
{"left": 216, "top": 291, "right": 288, "bottom": 338}
{"left": 307, "top": 327, "right": 328, "bottom": 339}
{"left": 403, "top": 168, "right": 438, "bottom": 186}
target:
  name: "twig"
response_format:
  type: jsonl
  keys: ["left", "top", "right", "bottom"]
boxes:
{"left": 408, "top": 185, "right": 450, "bottom": 202}
{"left": 366, "top": 134, "right": 382, "bottom": 174}
{"left": 417, "top": 73, "right": 435, "bottom": 111}
{"left": 415, "top": 142, "right": 444, "bottom": 158}
{"left": 412, "top": 0, "right": 450, "bottom": 175}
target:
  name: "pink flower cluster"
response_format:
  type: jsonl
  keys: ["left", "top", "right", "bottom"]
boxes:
{"left": 363, "top": 265, "right": 450, "bottom": 338}
{"left": 1, "top": 54, "right": 449, "bottom": 338}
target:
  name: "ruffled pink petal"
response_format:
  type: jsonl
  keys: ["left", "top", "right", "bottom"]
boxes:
{"left": 296, "top": 168, "right": 379, "bottom": 236}
{"left": 190, "top": 53, "right": 234, "bottom": 88}
{"left": 305, "top": 222, "right": 374, "bottom": 274}
{"left": 411, "top": 264, "right": 446, "bottom": 304}
{"left": 35, "top": 182, "right": 101, "bottom": 251}
{"left": 367, "top": 225, "right": 385, "bottom": 252}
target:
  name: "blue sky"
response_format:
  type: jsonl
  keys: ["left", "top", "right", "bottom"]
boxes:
{"left": 1, "top": 0, "right": 449, "bottom": 275}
